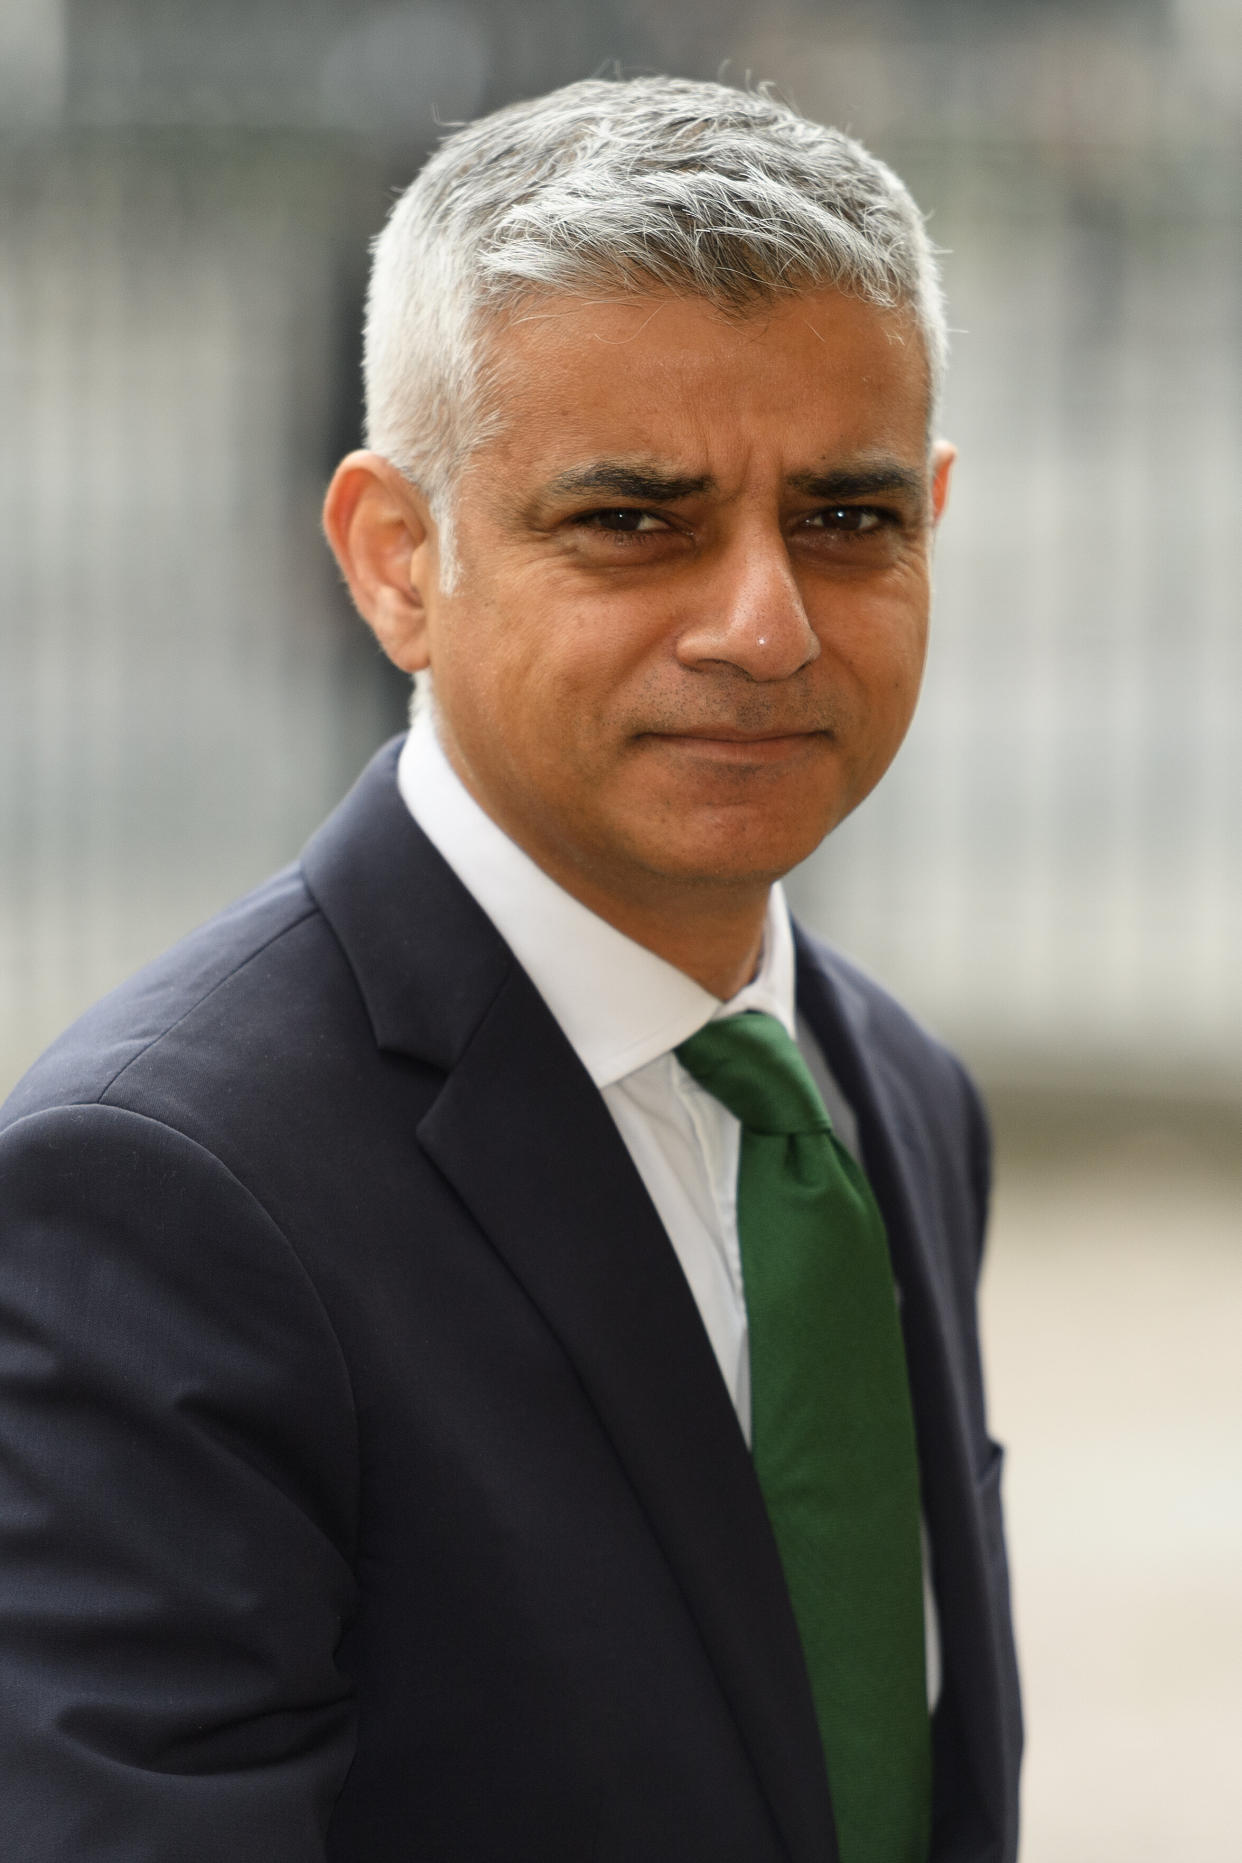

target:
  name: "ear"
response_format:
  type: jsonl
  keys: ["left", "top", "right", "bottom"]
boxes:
{"left": 322, "top": 450, "right": 438, "bottom": 672}
{"left": 928, "top": 439, "right": 956, "bottom": 526}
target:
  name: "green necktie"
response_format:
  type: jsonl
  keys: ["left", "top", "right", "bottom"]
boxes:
{"left": 676, "top": 1012, "right": 931, "bottom": 1863}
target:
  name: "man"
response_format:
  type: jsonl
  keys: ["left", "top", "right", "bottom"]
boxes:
{"left": 0, "top": 77, "right": 1020, "bottom": 1862}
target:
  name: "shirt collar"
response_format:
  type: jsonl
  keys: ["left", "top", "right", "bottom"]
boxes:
{"left": 396, "top": 707, "right": 797, "bottom": 1088}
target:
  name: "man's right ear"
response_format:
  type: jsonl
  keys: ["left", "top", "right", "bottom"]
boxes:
{"left": 322, "top": 451, "right": 437, "bottom": 673}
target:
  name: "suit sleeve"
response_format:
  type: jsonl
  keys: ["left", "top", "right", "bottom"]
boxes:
{"left": 0, "top": 1102, "right": 359, "bottom": 1860}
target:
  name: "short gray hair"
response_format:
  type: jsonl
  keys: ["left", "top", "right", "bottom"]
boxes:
{"left": 365, "top": 75, "right": 946, "bottom": 526}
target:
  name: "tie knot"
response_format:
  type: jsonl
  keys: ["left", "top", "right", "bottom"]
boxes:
{"left": 675, "top": 1013, "right": 832, "bottom": 1136}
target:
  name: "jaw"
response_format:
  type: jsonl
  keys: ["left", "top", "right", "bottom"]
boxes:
{"left": 544, "top": 755, "right": 860, "bottom": 903}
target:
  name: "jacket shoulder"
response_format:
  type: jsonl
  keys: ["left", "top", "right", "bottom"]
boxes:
{"left": 1, "top": 865, "right": 326, "bottom": 1128}
{"left": 797, "top": 923, "right": 982, "bottom": 1097}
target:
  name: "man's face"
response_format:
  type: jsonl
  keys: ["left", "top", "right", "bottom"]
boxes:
{"left": 419, "top": 287, "right": 952, "bottom": 917}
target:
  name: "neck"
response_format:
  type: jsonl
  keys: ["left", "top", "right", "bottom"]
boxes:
{"left": 430, "top": 715, "right": 773, "bottom": 998}
{"left": 519, "top": 854, "right": 771, "bottom": 1001}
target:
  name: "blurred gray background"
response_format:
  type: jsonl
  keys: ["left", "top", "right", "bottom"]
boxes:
{"left": 2, "top": 2, "right": 1239, "bottom": 1854}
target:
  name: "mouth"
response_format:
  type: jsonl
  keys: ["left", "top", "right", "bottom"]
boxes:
{"left": 640, "top": 727, "right": 829, "bottom": 764}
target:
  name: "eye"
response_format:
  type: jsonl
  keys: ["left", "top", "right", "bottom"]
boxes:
{"left": 574, "top": 507, "right": 668, "bottom": 534}
{"left": 802, "top": 505, "right": 887, "bottom": 534}
{"left": 558, "top": 502, "right": 689, "bottom": 566}
{"left": 791, "top": 502, "right": 910, "bottom": 570}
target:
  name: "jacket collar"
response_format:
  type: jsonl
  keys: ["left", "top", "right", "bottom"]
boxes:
{"left": 301, "top": 737, "right": 512, "bottom": 1072}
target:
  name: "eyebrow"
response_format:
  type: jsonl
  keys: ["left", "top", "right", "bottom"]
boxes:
{"left": 542, "top": 463, "right": 715, "bottom": 503}
{"left": 785, "top": 465, "right": 927, "bottom": 505}
{"left": 538, "top": 458, "right": 928, "bottom": 508}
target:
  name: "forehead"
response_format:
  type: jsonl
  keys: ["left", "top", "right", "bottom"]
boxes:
{"left": 473, "top": 287, "right": 932, "bottom": 481}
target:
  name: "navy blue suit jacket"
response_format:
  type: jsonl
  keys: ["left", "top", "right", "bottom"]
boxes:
{"left": 0, "top": 741, "right": 1021, "bottom": 1860}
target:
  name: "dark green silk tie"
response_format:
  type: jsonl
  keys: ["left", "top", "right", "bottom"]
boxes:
{"left": 675, "top": 1012, "right": 931, "bottom": 1863}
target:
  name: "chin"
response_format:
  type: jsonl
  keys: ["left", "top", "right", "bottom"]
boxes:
{"left": 636, "top": 767, "right": 854, "bottom": 869}
{"left": 637, "top": 821, "right": 833, "bottom": 890}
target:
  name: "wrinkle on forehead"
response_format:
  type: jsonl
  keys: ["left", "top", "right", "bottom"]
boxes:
{"left": 466, "top": 288, "right": 935, "bottom": 498}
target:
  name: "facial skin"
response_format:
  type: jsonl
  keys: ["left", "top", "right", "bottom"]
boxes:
{"left": 325, "top": 288, "right": 954, "bottom": 997}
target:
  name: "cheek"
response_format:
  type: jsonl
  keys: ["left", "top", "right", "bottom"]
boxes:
{"left": 830, "top": 599, "right": 926, "bottom": 693}
{"left": 886, "top": 624, "right": 929, "bottom": 702}
{"left": 856, "top": 573, "right": 929, "bottom": 678}
{"left": 823, "top": 601, "right": 928, "bottom": 773}
{"left": 518, "top": 618, "right": 651, "bottom": 726}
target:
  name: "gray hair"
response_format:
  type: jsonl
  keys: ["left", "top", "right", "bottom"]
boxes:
{"left": 365, "top": 75, "right": 947, "bottom": 544}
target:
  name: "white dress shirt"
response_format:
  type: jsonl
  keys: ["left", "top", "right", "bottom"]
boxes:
{"left": 395, "top": 705, "right": 940, "bottom": 1702}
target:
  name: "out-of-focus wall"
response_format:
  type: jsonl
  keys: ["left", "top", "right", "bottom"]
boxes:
{"left": 3, "top": 0, "right": 1238, "bottom": 1103}
{"left": 0, "top": 131, "right": 406, "bottom": 1074}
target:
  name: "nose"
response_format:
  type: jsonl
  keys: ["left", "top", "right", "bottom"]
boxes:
{"left": 674, "top": 528, "right": 820, "bottom": 682}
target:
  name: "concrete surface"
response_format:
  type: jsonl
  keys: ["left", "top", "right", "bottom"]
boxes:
{"left": 981, "top": 1098, "right": 1242, "bottom": 1860}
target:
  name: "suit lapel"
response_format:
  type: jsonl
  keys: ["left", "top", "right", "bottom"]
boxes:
{"left": 421, "top": 962, "right": 837, "bottom": 1863}
{"left": 303, "top": 744, "right": 835, "bottom": 1863}
{"left": 794, "top": 930, "right": 1014, "bottom": 1852}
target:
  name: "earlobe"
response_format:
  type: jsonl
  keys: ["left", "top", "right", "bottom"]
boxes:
{"left": 322, "top": 450, "right": 435, "bottom": 672}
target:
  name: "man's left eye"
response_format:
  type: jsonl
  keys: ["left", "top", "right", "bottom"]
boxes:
{"left": 805, "top": 506, "right": 885, "bottom": 533}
